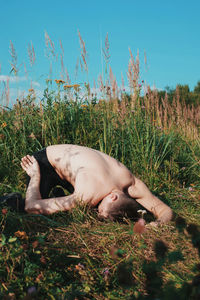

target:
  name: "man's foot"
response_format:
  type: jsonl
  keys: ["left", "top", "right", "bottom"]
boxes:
{"left": 21, "top": 155, "right": 40, "bottom": 178}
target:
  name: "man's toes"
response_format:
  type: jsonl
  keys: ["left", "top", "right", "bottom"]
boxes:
{"left": 21, "top": 161, "right": 27, "bottom": 171}
{"left": 21, "top": 156, "right": 27, "bottom": 164}
{"left": 26, "top": 155, "right": 34, "bottom": 164}
{"left": 21, "top": 155, "right": 32, "bottom": 166}
{"left": 21, "top": 157, "right": 28, "bottom": 166}
{"left": 28, "top": 155, "right": 37, "bottom": 164}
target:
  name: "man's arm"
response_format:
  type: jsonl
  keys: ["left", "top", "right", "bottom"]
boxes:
{"left": 127, "top": 177, "right": 173, "bottom": 223}
{"left": 24, "top": 166, "right": 77, "bottom": 214}
{"left": 25, "top": 194, "right": 77, "bottom": 215}
{"left": 21, "top": 155, "right": 78, "bottom": 214}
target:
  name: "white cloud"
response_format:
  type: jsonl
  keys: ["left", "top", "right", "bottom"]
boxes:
{"left": 0, "top": 75, "right": 28, "bottom": 83}
{"left": 0, "top": 87, "right": 44, "bottom": 107}
{"left": 0, "top": 75, "right": 40, "bottom": 89}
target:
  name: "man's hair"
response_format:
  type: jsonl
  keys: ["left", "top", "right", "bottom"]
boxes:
{"left": 106, "top": 193, "right": 143, "bottom": 221}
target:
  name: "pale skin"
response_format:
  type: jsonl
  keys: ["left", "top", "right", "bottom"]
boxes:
{"left": 21, "top": 144, "right": 173, "bottom": 223}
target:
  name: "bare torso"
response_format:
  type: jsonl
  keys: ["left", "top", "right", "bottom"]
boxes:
{"left": 21, "top": 144, "right": 173, "bottom": 222}
{"left": 47, "top": 144, "right": 134, "bottom": 205}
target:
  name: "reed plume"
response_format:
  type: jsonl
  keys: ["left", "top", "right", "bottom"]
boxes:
{"left": 103, "top": 33, "right": 110, "bottom": 75}
{"left": 78, "top": 30, "right": 88, "bottom": 74}
{"left": 59, "top": 40, "right": 65, "bottom": 79}
{"left": 45, "top": 31, "right": 56, "bottom": 58}
{"left": 28, "top": 41, "right": 36, "bottom": 66}
{"left": 9, "top": 40, "right": 18, "bottom": 75}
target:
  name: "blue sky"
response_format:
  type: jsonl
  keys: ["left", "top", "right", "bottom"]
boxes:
{"left": 0, "top": 0, "right": 200, "bottom": 103}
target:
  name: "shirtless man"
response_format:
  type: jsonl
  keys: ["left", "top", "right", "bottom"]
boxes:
{"left": 20, "top": 144, "right": 173, "bottom": 223}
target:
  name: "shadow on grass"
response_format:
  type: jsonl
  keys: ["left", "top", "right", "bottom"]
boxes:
{"left": 0, "top": 204, "right": 200, "bottom": 299}
{"left": 115, "top": 215, "right": 200, "bottom": 300}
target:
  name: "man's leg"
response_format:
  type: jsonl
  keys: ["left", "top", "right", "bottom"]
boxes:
{"left": 21, "top": 155, "right": 77, "bottom": 214}
{"left": 31, "top": 148, "right": 74, "bottom": 198}
{"left": 128, "top": 177, "right": 173, "bottom": 223}
{"left": 31, "top": 148, "right": 59, "bottom": 198}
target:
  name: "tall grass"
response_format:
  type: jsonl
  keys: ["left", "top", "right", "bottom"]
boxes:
{"left": 0, "top": 32, "right": 199, "bottom": 299}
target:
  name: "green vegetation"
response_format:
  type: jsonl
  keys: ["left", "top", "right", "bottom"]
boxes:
{"left": 157, "top": 81, "right": 200, "bottom": 107}
{"left": 0, "top": 34, "right": 199, "bottom": 299}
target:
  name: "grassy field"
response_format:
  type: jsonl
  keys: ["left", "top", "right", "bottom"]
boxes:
{"left": 0, "top": 39, "right": 200, "bottom": 299}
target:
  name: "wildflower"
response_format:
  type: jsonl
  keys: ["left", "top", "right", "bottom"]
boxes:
{"left": 133, "top": 218, "right": 146, "bottom": 234}
{"left": 0, "top": 134, "right": 4, "bottom": 140}
{"left": 1, "top": 208, "right": 8, "bottom": 215}
{"left": 81, "top": 104, "right": 87, "bottom": 108}
{"left": 14, "top": 231, "right": 28, "bottom": 240}
{"left": 64, "top": 84, "right": 80, "bottom": 90}
{"left": 103, "top": 268, "right": 109, "bottom": 275}
{"left": 73, "top": 84, "right": 80, "bottom": 91}
{"left": 75, "top": 263, "right": 85, "bottom": 270}
{"left": 102, "top": 268, "right": 110, "bottom": 281}
{"left": 55, "top": 79, "right": 65, "bottom": 84}
{"left": 64, "top": 84, "right": 73, "bottom": 89}
{"left": 1, "top": 122, "right": 7, "bottom": 128}
{"left": 137, "top": 209, "right": 147, "bottom": 218}
{"left": 28, "top": 88, "right": 34, "bottom": 93}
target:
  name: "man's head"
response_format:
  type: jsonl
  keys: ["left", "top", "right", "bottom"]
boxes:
{"left": 98, "top": 190, "right": 142, "bottom": 221}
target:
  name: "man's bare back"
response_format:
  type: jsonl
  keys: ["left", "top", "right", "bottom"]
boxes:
{"left": 21, "top": 144, "right": 173, "bottom": 223}
{"left": 47, "top": 145, "right": 133, "bottom": 205}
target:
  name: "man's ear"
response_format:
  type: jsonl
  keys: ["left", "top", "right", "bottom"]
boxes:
{"left": 110, "top": 193, "right": 118, "bottom": 202}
